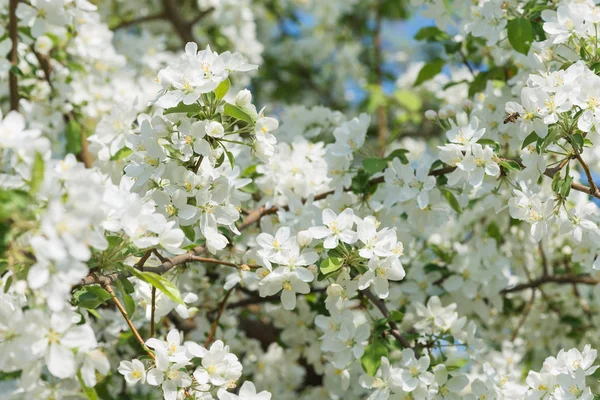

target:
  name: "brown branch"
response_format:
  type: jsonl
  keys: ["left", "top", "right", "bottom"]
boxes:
{"left": 162, "top": 0, "right": 195, "bottom": 44}
{"left": 538, "top": 242, "right": 549, "bottom": 277}
{"left": 500, "top": 274, "right": 600, "bottom": 294}
{"left": 8, "top": 0, "right": 19, "bottom": 111}
{"left": 238, "top": 167, "right": 455, "bottom": 231}
{"left": 112, "top": 12, "right": 167, "bottom": 30}
{"left": 104, "top": 283, "right": 155, "bottom": 359}
{"left": 77, "top": 245, "right": 206, "bottom": 287}
{"left": 575, "top": 153, "right": 600, "bottom": 197}
{"left": 204, "top": 288, "right": 234, "bottom": 346}
{"left": 511, "top": 288, "right": 536, "bottom": 341}
{"left": 362, "top": 289, "right": 411, "bottom": 349}
{"left": 33, "top": 49, "right": 53, "bottom": 88}
{"left": 150, "top": 286, "right": 157, "bottom": 338}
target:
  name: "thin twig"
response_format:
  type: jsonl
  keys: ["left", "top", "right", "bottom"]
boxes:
{"left": 205, "top": 288, "right": 234, "bottom": 346}
{"left": 501, "top": 274, "right": 600, "bottom": 294}
{"left": 8, "top": 0, "right": 19, "bottom": 111}
{"left": 511, "top": 288, "right": 536, "bottom": 341}
{"left": 362, "top": 289, "right": 411, "bottom": 349}
{"left": 104, "top": 284, "right": 155, "bottom": 359}
{"left": 150, "top": 287, "right": 157, "bottom": 338}
{"left": 238, "top": 166, "right": 455, "bottom": 231}
{"left": 538, "top": 242, "right": 549, "bottom": 277}
{"left": 575, "top": 153, "right": 600, "bottom": 196}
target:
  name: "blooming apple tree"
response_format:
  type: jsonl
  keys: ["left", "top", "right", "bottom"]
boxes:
{"left": 3, "top": 0, "right": 600, "bottom": 399}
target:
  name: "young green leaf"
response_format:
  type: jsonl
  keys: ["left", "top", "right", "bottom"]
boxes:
{"left": 386, "top": 149, "right": 410, "bottom": 164}
{"left": 215, "top": 78, "right": 231, "bottom": 100}
{"left": 30, "top": 152, "right": 45, "bottom": 195}
{"left": 224, "top": 103, "right": 254, "bottom": 124}
{"left": 65, "top": 119, "right": 82, "bottom": 155}
{"left": 320, "top": 257, "right": 344, "bottom": 275}
{"left": 110, "top": 147, "right": 133, "bottom": 161}
{"left": 414, "top": 58, "right": 445, "bottom": 86}
{"left": 363, "top": 158, "right": 388, "bottom": 175}
{"left": 507, "top": 18, "right": 533, "bottom": 55}
{"left": 164, "top": 102, "right": 202, "bottom": 115}
{"left": 125, "top": 266, "right": 184, "bottom": 305}
{"left": 522, "top": 132, "right": 539, "bottom": 149}
{"left": 441, "top": 189, "right": 462, "bottom": 214}
{"left": 361, "top": 339, "right": 389, "bottom": 376}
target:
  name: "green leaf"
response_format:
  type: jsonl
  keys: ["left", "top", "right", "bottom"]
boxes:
{"left": 561, "top": 176, "right": 573, "bottom": 197}
{"left": 361, "top": 339, "right": 388, "bottom": 376}
{"left": 65, "top": 119, "right": 82, "bottom": 155}
{"left": 110, "top": 147, "right": 133, "bottom": 161}
{"left": 215, "top": 78, "right": 231, "bottom": 100}
{"left": 363, "top": 158, "right": 388, "bottom": 175}
{"left": 476, "top": 139, "right": 500, "bottom": 152}
{"left": 441, "top": 189, "right": 462, "bottom": 214}
{"left": 74, "top": 286, "right": 112, "bottom": 310}
{"left": 180, "top": 225, "right": 196, "bottom": 242}
{"left": 551, "top": 173, "right": 562, "bottom": 193}
{"left": 224, "top": 103, "right": 254, "bottom": 124}
{"left": 125, "top": 266, "right": 184, "bottom": 305}
{"left": 522, "top": 132, "right": 539, "bottom": 149}
{"left": 388, "top": 311, "right": 404, "bottom": 323}
{"left": 395, "top": 90, "right": 422, "bottom": 112}
{"left": 320, "top": 257, "right": 343, "bottom": 276}
{"left": 507, "top": 18, "right": 534, "bottom": 55}
{"left": 414, "top": 26, "right": 449, "bottom": 42}
{"left": 30, "top": 152, "right": 45, "bottom": 194}
{"left": 78, "top": 371, "right": 100, "bottom": 400}
{"left": 584, "top": 138, "right": 594, "bottom": 148}
{"left": 414, "top": 58, "right": 445, "bottom": 87}
{"left": 572, "top": 134, "right": 584, "bottom": 153}
{"left": 387, "top": 149, "right": 409, "bottom": 164}
{"left": 224, "top": 149, "right": 235, "bottom": 169}
{"left": 499, "top": 160, "right": 522, "bottom": 172}
{"left": 164, "top": 102, "right": 202, "bottom": 115}
{"left": 123, "top": 292, "right": 136, "bottom": 317}
{"left": 240, "top": 182, "right": 258, "bottom": 194}
{"left": 117, "top": 277, "right": 135, "bottom": 294}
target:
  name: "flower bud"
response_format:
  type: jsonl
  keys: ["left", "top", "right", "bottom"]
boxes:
{"left": 206, "top": 121, "right": 224, "bottom": 138}
{"left": 445, "top": 105, "right": 456, "bottom": 118}
{"left": 424, "top": 110, "right": 437, "bottom": 120}
{"left": 438, "top": 109, "right": 449, "bottom": 120}
{"left": 462, "top": 99, "right": 473, "bottom": 112}
{"left": 297, "top": 230, "right": 313, "bottom": 247}
{"left": 235, "top": 89, "right": 252, "bottom": 107}
{"left": 327, "top": 283, "right": 343, "bottom": 297}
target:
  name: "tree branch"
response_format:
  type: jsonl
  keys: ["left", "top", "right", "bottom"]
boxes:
{"left": 204, "top": 288, "right": 234, "bottom": 346}
{"left": 575, "top": 153, "right": 600, "bottom": 197}
{"left": 112, "top": 12, "right": 166, "bottom": 30}
{"left": 8, "top": 0, "right": 19, "bottom": 111}
{"left": 104, "top": 283, "right": 155, "bottom": 359}
{"left": 500, "top": 274, "right": 600, "bottom": 294}
{"left": 362, "top": 289, "right": 411, "bottom": 349}
{"left": 511, "top": 288, "right": 536, "bottom": 341}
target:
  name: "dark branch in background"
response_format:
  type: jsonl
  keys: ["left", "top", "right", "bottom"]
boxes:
{"left": 112, "top": 12, "right": 167, "bottom": 30}
{"left": 238, "top": 166, "right": 456, "bottom": 230}
{"left": 8, "top": 0, "right": 19, "bottom": 111}
{"left": 500, "top": 274, "right": 600, "bottom": 294}
{"left": 511, "top": 288, "right": 536, "bottom": 341}
{"left": 204, "top": 288, "right": 234, "bottom": 346}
